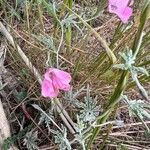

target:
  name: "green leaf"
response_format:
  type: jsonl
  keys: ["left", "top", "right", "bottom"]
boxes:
{"left": 113, "top": 64, "right": 127, "bottom": 70}
{"left": 38, "top": 109, "right": 54, "bottom": 134}
{"left": 23, "top": 131, "right": 39, "bottom": 150}
{"left": 32, "top": 104, "right": 61, "bottom": 131}
{"left": 124, "top": 96, "right": 150, "bottom": 120}
{"left": 0, "top": 83, "right": 7, "bottom": 91}
{"left": 133, "top": 66, "right": 149, "bottom": 76}
{"left": 51, "top": 125, "right": 72, "bottom": 150}
{"left": 15, "top": 89, "right": 28, "bottom": 102}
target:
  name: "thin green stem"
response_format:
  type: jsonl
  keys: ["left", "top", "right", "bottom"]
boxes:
{"left": 63, "top": 0, "right": 73, "bottom": 53}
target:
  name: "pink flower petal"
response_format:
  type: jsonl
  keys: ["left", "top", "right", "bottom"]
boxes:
{"left": 53, "top": 79, "right": 71, "bottom": 91}
{"left": 108, "top": 0, "right": 133, "bottom": 23}
{"left": 117, "top": 7, "right": 133, "bottom": 23}
{"left": 49, "top": 68, "right": 71, "bottom": 91}
{"left": 44, "top": 70, "right": 52, "bottom": 81}
{"left": 41, "top": 79, "right": 59, "bottom": 98}
{"left": 51, "top": 68, "right": 71, "bottom": 82}
{"left": 41, "top": 68, "right": 72, "bottom": 98}
{"left": 109, "top": 0, "right": 130, "bottom": 11}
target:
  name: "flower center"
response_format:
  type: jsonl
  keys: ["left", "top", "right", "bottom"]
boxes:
{"left": 111, "top": 5, "right": 118, "bottom": 11}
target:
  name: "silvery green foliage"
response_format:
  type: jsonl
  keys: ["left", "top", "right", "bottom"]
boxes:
{"left": 32, "top": 104, "right": 61, "bottom": 131}
{"left": 79, "top": 91, "right": 100, "bottom": 123}
{"left": 114, "top": 49, "right": 135, "bottom": 70}
{"left": 0, "top": 82, "right": 7, "bottom": 91}
{"left": 32, "top": 35, "right": 57, "bottom": 66}
{"left": 50, "top": 125, "right": 72, "bottom": 150}
{"left": 62, "top": 14, "right": 83, "bottom": 34}
{"left": 32, "top": 104, "right": 72, "bottom": 149}
{"left": 114, "top": 49, "right": 149, "bottom": 100}
{"left": 123, "top": 95, "right": 150, "bottom": 120}
{"left": 38, "top": 109, "right": 54, "bottom": 134}
{"left": 131, "top": 68, "right": 149, "bottom": 100}
{"left": 33, "top": 35, "right": 56, "bottom": 51}
{"left": 74, "top": 116, "right": 87, "bottom": 150}
{"left": 65, "top": 86, "right": 101, "bottom": 123}
{"left": 40, "top": 36, "right": 57, "bottom": 51}
{"left": 64, "top": 86, "right": 85, "bottom": 103}
{"left": 23, "top": 131, "right": 39, "bottom": 150}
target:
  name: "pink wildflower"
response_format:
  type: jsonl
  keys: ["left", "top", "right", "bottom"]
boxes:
{"left": 41, "top": 68, "right": 71, "bottom": 98}
{"left": 108, "top": 0, "right": 133, "bottom": 23}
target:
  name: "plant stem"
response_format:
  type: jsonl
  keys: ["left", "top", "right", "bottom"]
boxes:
{"left": 64, "top": 0, "right": 73, "bottom": 53}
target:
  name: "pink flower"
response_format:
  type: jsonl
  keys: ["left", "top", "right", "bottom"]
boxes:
{"left": 108, "top": 0, "right": 133, "bottom": 23}
{"left": 41, "top": 68, "right": 71, "bottom": 98}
